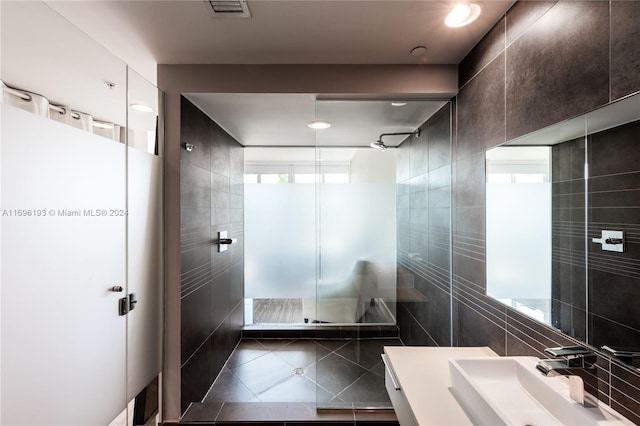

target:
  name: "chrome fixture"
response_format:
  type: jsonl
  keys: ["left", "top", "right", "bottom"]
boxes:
{"left": 370, "top": 130, "right": 420, "bottom": 151}
{"left": 183, "top": 142, "right": 197, "bottom": 152}
{"left": 592, "top": 230, "right": 624, "bottom": 252}
{"left": 602, "top": 345, "right": 640, "bottom": 368}
{"left": 216, "top": 231, "right": 237, "bottom": 252}
{"left": 536, "top": 345, "right": 598, "bottom": 407}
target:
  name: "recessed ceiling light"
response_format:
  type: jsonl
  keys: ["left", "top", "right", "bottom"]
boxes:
{"left": 391, "top": 102, "right": 408, "bottom": 107}
{"left": 130, "top": 103, "right": 153, "bottom": 113}
{"left": 445, "top": 3, "right": 481, "bottom": 28}
{"left": 93, "top": 121, "right": 114, "bottom": 129}
{"left": 410, "top": 46, "right": 427, "bottom": 57}
{"left": 307, "top": 120, "right": 331, "bottom": 130}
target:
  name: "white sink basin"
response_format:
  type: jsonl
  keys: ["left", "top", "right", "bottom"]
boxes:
{"left": 449, "top": 356, "right": 632, "bottom": 426}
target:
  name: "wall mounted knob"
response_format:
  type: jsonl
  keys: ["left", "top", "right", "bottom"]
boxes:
{"left": 110, "top": 285, "right": 123, "bottom": 292}
{"left": 217, "top": 231, "right": 237, "bottom": 252}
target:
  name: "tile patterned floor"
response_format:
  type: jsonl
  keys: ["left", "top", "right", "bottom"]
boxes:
{"left": 203, "top": 338, "right": 403, "bottom": 408}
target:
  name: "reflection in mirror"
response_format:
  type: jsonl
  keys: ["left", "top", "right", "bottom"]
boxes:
{"left": 486, "top": 92, "right": 640, "bottom": 359}
{"left": 486, "top": 147, "right": 552, "bottom": 324}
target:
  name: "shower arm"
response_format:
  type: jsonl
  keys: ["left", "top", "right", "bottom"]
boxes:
{"left": 377, "top": 130, "right": 420, "bottom": 142}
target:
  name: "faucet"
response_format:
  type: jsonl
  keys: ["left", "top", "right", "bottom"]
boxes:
{"left": 536, "top": 345, "right": 599, "bottom": 407}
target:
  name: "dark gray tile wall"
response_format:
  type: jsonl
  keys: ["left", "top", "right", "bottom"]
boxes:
{"left": 587, "top": 120, "right": 640, "bottom": 352}
{"left": 505, "top": 1, "right": 610, "bottom": 141}
{"left": 454, "top": 1, "right": 640, "bottom": 423}
{"left": 551, "top": 137, "right": 587, "bottom": 341}
{"left": 180, "top": 97, "right": 244, "bottom": 414}
{"left": 396, "top": 103, "right": 452, "bottom": 347}
{"left": 610, "top": 1, "right": 640, "bottom": 101}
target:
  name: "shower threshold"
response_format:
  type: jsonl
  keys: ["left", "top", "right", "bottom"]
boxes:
{"left": 246, "top": 297, "right": 396, "bottom": 326}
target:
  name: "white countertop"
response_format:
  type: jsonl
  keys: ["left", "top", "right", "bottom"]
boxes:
{"left": 383, "top": 346, "right": 498, "bottom": 426}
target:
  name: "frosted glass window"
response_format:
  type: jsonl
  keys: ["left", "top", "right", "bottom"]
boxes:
{"left": 487, "top": 173, "right": 512, "bottom": 183}
{"left": 514, "top": 173, "right": 545, "bottom": 183}
{"left": 294, "top": 173, "right": 317, "bottom": 183}
{"left": 245, "top": 183, "right": 316, "bottom": 298}
{"left": 261, "top": 173, "right": 289, "bottom": 184}
{"left": 244, "top": 174, "right": 258, "bottom": 183}
{"left": 323, "top": 173, "right": 350, "bottom": 183}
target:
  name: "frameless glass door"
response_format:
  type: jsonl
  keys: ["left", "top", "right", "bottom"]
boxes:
{"left": 315, "top": 147, "right": 398, "bottom": 327}
{"left": 313, "top": 146, "right": 398, "bottom": 409}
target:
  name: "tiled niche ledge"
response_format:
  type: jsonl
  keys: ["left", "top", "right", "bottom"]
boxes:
{"left": 179, "top": 402, "right": 399, "bottom": 425}
{"left": 242, "top": 324, "right": 400, "bottom": 340}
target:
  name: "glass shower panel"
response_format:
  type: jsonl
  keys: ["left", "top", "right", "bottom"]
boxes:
{"left": 315, "top": 148, "right": 398, "bottom": 326}
{"left": 244, "top": 148, "right": 316, "bottom": 324}
{"left": 0, "top": 2, "right": 128, "bottom": 424}
{"left": 314, "top": 147, "right": 397, "bottom": 409}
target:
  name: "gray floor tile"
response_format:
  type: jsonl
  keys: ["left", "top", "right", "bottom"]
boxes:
{"left": 316, "top": 353, "right": 368, "bottom": 395}
{"left": 369, "top": 360, "right": 386, "bottom": 378}
{"left": 225, "top": 340, "right": 269, "bottom": 369}
{"left": 257, "top": 375, "right": 317, "bottom": 402}
{"left": 336, "top": 372, "right": 392, "bottom": 405}
{"left": 273, "top": 339, "right": 317, "bottom": 368}
{"left": 316, "top": 339, "right": 351, "bottom": 352}
{"left": 335, "top": 340, "right": 385, "bottom": 369}
{"left": 232, "top": 352, "right": 294, "bottom": 395}
{"left": 257, "top": 338, "right": 296, "bottom": 350}
{"left": 202, "top": 370, "right": 256, "bottom": 402}
{"left": 181, "top": 402, "right": 223, "bottom": 422}
{"left": 205, "top": 338, "right": 400, "bottom": 412}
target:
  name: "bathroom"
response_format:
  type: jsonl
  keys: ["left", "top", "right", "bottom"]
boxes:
{"left": 2, "top": 1, "right": 640, "bottom": 425}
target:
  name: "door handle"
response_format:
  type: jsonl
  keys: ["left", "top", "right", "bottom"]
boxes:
{"left": 119, "top": 293, "right": 138, "bottom": 316}
{"left": 217, "top": 231, "right": 237, "bottom": 252}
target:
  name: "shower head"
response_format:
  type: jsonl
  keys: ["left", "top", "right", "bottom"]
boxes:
{"left": 371, "top": 130, "right": 420, "bottom": 150}
{"left": 370, "top": 140, "right": 386, "bottom": 150}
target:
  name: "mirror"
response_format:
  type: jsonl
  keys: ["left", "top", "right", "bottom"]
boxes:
{"left": 486, "top": 92, "right": 640, "bottom": 366}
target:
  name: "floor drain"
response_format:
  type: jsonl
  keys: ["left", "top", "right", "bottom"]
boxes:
{"left": 293, "top": 367, "right": 305, "bottom": 376}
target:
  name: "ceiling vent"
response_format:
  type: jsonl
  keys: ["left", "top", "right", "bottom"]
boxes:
{"left": 205, "top": 0, "right": 251, "bottom": 18}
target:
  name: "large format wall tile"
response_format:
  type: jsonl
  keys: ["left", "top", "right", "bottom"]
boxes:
{"left": 610, "top": 1, "right": 640, "bottom": 101}
{"left": 586, "top": 120, "right": 640, "bottom": 351}
{"left": 505, "top": 1, "right": 609, "bottom": 141}
{"left": 457, "top": 53, "right": 505, "bottom": 160}
{"left": 181, "top": 341, "right": 214, "bottom": 413}
{"left": 505, "top": 0, "right": 557, "bottom": 46}
{"left": 453, "top": 298, "right": 506, "bottom": 356}
{"left": 427, "top": 105, "right": 451, "bottom": 171}
{"left": 181, "top": 96, "right": 244, "bottom": 413}
{"left": 181, "top": 100, "right": 212, "bottom": 171}
{"left": 181, "top": 284, "right": 213, "bottom": 363}
{"left": 454, "top": 153, "right": 485, "bottom": 208}
{"left": 459, "top": 17, "right": 505, "bottom": 88}
{"left": 396, "top": 104, "right": 452, "bottom": 347}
